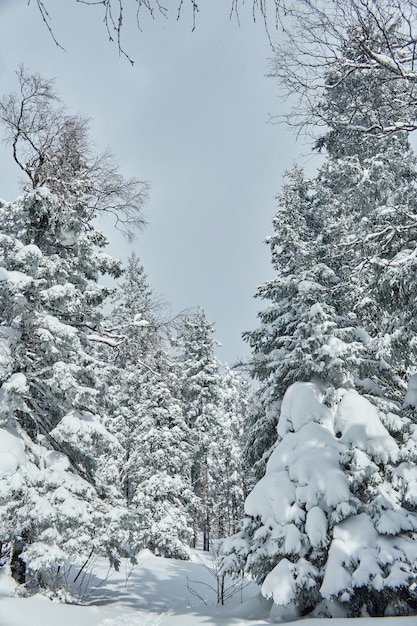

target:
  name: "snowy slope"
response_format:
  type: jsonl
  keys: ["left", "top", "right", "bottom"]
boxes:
{"left": 0, "top": 549, "right": 416, "bottom": 626}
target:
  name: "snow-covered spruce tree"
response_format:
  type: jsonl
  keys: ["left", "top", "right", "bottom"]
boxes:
{"left": 178, "top": 309, "right": 248, "bottom": 550}
{"left": 101, "top": 255, "right": 196, "bottom": 559}
{"left": 301, "top": 32, "right": 417, "bottom": 412}
{"left": 211, "top": 368, "right": 250, "bottom": 538}
{"left": 97, "top": 252, "right": 162, "bottom": 504}
{"left": 221, "top": 32, "right": 417, "bottom": 618}
{"left": 222, "top": 381, "right": 417, "bottom": 619}
{"left": 126, "top": 362, "right": 195, "bottom": 560}
{"left": 177, "top": 309, "right": 224, "bottom": 551}
{"left": 242, "top": 166, "right": 364, "bottom": 482}
{"left": 0, "top": 70, "right": 148, "bottom": 590}
{"left": 268, "top": 11, "right": 417, "bottom": 392}
{"left": 106, "top": 253, "right": 161, "bottom": 370}
{"left": 0, "top": 180, "right": 136, "bottom": 593}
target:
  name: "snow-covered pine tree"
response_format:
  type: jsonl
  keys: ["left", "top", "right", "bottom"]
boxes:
{"left": 0, "top": 185, "right": 137, "bottom": 591}
{"left": 311, "top": 37, "right": 417, "bottom": 397}
{"left": 127, "top": 362, "right": 195, "bottom": 560}
{"left": 107, "top": 253, "right": 161, "bottom": 369}
{"left": 178, "top": 309, "right": 248, "bottom": 549}
{"left": 242, "top": 166, "right": 363, "bottom": 482}
{"left": 0, "top": 70, "right": 147, "bottom": 590}
{"left": 222, "top": 381, "right": 417, "bottom": 619}
{"left": 98, "top": 252, "right": 161, "bottom": 504}
{"left": 177, "top": 309, "right": 225, "bottom": 550}
{"left": 221, "top": 26, "right": 417, "bottom": 619}
{"left": 211, "top": 368, "right": 250, "bottom": 538}
{"left": 102, "top": 254, "right": 196, "bottom": 559}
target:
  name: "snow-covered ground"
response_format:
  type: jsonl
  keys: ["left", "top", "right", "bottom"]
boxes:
{"left": 0, "top": 549, "right": 416, "bottom": 626}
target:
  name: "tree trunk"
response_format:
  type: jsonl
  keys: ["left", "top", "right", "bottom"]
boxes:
{"left": 203, "top": 514, "right": 210, "bottom": 552}
{"left": 10, "top": 539, "right": 26, "bottom": 585}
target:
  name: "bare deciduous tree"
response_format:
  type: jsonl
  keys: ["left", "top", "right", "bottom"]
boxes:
{"left": 0, "top": 66, "right": 149, "bottom": 239}
{"left": 269, "top": 0, "right": 417, "bottom": 137}
{"left": 29, "top": 0, "right": 285, "bottom": 63}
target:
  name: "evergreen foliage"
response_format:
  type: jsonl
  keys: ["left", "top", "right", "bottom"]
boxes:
{"left": 0, "top": 186, "right": 135, "bottom": 590}
{"left": 221, "top": 25, "right": 417, "bottom": 620}
{"left": 0, "top": 70, "right": 147, "bottom": 590}
{"left": 103, "top": 258, "right": 197, "bottom": 559}
{"left": 178, "top": 309, "right": 247, "bottom": 549}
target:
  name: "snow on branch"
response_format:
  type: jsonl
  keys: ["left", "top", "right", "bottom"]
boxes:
{"left": 269, "top": 0, "right": 417, "bottom": 137}
{"left": 0, "top": 66, "right": 149, "bottom": 240}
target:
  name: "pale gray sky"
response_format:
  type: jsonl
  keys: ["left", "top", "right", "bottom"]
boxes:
{"left": 0, "top": 0, "right": 311, "bottom": 364}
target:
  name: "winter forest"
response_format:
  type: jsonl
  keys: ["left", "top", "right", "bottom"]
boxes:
{"left": 2, "top": 0, "right": 417, "bottom": 624}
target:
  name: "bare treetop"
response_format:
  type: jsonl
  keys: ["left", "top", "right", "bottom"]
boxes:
{"left": 0, "top": 66, "right": 149, "bottom": 239}
{"left": 270, "top": 0, "right": 417, "bottom": 137}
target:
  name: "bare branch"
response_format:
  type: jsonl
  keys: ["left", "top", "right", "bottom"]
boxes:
{"left": 31, "top": 0, "right": 66, "bottom": 51}
{"left": 28, "top": 1, "right": 289, "bottom": 61}
{"left": 269, "top": 0, "right": 417, "bottom": 138}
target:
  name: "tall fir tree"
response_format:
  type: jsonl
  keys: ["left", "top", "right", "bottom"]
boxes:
{"left": 211, "top": 368, "right": 250, "bottom": 537}
{"left": 243, "top": 166, "right": 363, "bottom": 481}
{"left": 177, "top": 309, "right": 225, "bottom": 550}
{"left": 0, "top": 70, "right": 147, "bottom": 590}
{"left": 221, "top": 26, "right": 417, "bottom": 619}
{"left": 0, "top": 187, "right": 135, "bottom": 590}
{"left": 178, "top": 309, "right": 247, "bottom": 549}
{"left": 103, "top": 254, "right": 196, "bottom": 559}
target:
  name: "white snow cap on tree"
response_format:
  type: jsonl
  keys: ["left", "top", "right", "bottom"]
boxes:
{"left": 222, "top": 381, "right": 417, "bottom": 619}
{"left": 404, "top": 373, "right": 417, "bottom": 409}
